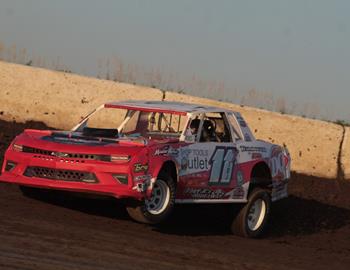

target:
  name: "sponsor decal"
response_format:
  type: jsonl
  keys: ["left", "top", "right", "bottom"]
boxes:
{"left": 134, "top": 174, "right": 152, "bottom": 182}
{"left": 154, "top": 147, "right": 169, "bottom": 156}
{"left": 208, "top": 147, "right": 238, "bottom": 185}
{"left": 269, "top": 146, "right": 286, "bottom": 179}
{"left": 179, "top": 148, "right": 209, "bottom": 171}
{"left": 231, "top": 187, "right": 245, "bottom": 199}
{"left": 180, "top": 148, "right": 191, "bottom": 170}
{"left": 191, "top": 149, "right": 209, "bottom": 156}
{"left": 154, "top": 145, "right": 179, "bottom": 157}
{"left": 187, "top": 157, "right": 209, "bottom": 170}
{"left": 134, "top": 163, "right": 149, "bottom": 173}
{"left": 224, "top": 187, "right": 245, "bottom": 199}
{"left": 269, "top": 145, "right": 289, "bottom": 200}
{"left": 184, "top": 187, "right": 225, "bottom": 199}
{"left": 239, "top": 146, "right": 267, "bottom": 153}
{"left": 179, "top": 146, "right": 238, "bottom": 184}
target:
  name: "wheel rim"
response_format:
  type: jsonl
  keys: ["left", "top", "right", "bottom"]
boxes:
{"left": 247, "top": 198, "right": 266, "bottom": 231}
{"left": 145, "top": 179, "right": 170, "bottom": 215}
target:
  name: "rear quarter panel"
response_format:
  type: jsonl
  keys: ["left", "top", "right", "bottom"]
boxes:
{"left": 236, "top": 139, "right": 290, "bottom": 201}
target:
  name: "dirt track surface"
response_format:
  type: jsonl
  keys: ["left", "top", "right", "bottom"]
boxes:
{"left": 1, "top": 185, "right": 350, "bottom": 270}
{"left": 1, "top": 120, "right": 350, "bottom": 270}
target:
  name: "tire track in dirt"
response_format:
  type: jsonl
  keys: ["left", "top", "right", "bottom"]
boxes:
{"left": 1, "top": 183, "right": 350, "bottom": 270}
{"left": 0, "top": 249, "right": 118, "bottom": 270}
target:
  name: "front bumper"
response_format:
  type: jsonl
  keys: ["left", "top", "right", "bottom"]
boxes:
{"left": 0, "top": 151, "right": 146, "bottom": 200}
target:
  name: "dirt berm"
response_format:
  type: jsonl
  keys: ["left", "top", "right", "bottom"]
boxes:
{"left": 0, "top": 61, "right": 163, "bottom": 129}
{"left": 0, "top": 60, "right": 344, "bottom": 179}
{"left": 165, "top": 92, "right": 343, "bottom": 179}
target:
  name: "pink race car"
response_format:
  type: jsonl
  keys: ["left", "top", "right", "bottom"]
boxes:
{"left": 0, "top": 100, "right": 290, "bottom": 237}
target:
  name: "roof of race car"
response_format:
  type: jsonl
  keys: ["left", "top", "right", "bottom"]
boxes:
{"left": 104, "top": 100, "right": 232, "bottom": 115}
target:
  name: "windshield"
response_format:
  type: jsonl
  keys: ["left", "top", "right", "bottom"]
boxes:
{"left": 75, "top": 107, "right": 188, "bottom": 139}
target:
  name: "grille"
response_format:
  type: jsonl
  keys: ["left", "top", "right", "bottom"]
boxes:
{"left": 24, "top": 166, "right": 98, "bottom": 183}
{"left": 22, "top": 146, "right": 110, "bottom": 161}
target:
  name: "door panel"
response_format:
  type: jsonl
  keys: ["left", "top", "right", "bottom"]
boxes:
{"left": 176, "top": 142, "right": 239, "bottom": 200}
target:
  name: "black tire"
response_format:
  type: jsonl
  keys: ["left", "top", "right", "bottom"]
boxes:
{"left": 126, "top": 172, "right": 176, "bottom": 224}
{"left": 231, "top": 188, "right": 271, "bottom": 238}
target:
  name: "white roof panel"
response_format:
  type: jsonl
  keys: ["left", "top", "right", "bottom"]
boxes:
{"left": 105, "top": 100, "right": 233, "bottom": 114}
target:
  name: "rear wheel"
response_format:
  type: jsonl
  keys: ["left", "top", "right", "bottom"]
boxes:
{"left": 231, "top": 188, "right": 271, "bottom": 238}
{"left": 126, "top": 173, "right": 175, "bottom": 224}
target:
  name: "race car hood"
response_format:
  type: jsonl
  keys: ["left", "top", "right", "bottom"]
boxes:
{"left": 12, "top": 129, "right": 147, "bottom": 156}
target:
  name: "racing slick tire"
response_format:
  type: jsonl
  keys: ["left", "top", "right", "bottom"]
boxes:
{"left": 126, "top": 172, "right": 176, "bottom": 224}
{"left": 231, "top": 188, "right": 271, "bottom": 238}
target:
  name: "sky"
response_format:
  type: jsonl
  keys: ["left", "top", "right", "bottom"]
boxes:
{"left": 0, "top": 0, "right": 349, "bottom": 121}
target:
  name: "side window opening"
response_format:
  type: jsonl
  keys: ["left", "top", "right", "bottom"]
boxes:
{"left": 186, "top": 115, "right": 201, "bottom": 142}
{"left": 199, "top": 113, "right": 233, "bottom": 143}
{"left": 159, "top": 113, "right": 186, "bottom": 133}
{"left": 86, "top": 108, "right": 127, "bottom": 129}
{"left": 77, "top": 107, "right": 187, "bottom": 140}
{"left": 133, "top": 111, "right": 187, "bottom": 139}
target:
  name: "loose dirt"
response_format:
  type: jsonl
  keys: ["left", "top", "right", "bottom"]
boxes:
{"left": 1, "top": 119, "right": 350, "bottom": 270}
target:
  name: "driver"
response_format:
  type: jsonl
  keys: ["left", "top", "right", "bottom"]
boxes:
{"left": 201, "top": 119, "right": 220, "bottom": 142}
{"left": 190, "top": 119, "right": 200, "bottom": 135}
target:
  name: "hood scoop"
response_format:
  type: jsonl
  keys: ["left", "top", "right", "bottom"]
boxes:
{"left": 42, "top": 131, "right": 118, "bottom": 146}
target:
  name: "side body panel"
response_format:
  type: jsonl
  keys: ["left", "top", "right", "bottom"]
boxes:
{"left": 146, "top": 112, "right": 290, "bottom": 204}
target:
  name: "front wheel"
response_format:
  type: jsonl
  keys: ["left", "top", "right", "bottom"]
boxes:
{"left": 231, "top": 188, "right": 271, "bottom": 238}
{"left": 126, "top": 173, "right": 175, "bottom": 224}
